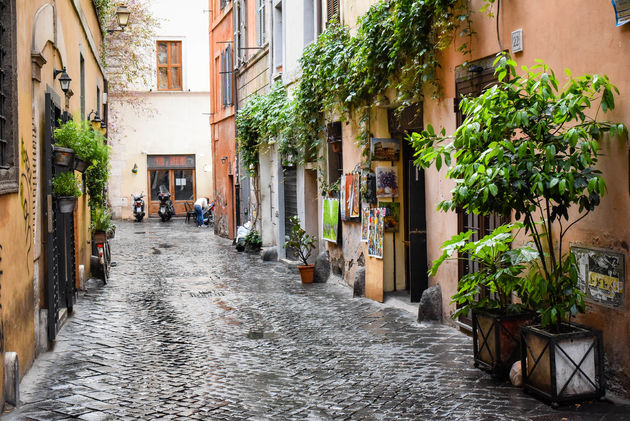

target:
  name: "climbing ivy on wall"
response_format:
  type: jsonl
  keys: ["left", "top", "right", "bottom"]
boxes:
{"left": 236, "top": 82, "right": 297, "bottom": 176}
{"left": 236, "top": 0, "right": 471, "bottom": 169}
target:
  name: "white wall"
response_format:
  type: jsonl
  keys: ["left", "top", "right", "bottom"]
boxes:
{"left": 109, "top": 92, "right": 213, "bottom": 219}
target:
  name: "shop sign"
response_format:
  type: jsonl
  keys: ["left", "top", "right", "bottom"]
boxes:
{"left": 147, "top": 155, "right": 195, "bottom": 169}
{"left": 573, "top": 246, "right": 625, "bottom": 309}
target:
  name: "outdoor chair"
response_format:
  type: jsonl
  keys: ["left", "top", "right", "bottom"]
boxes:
{"left": 184, "top": 202, "right": 196, "bottom": 224}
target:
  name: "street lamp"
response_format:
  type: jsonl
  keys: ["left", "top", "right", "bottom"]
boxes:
{"left": 107, "top": 5, "right": 131, "bottom": 34}
{"left": 53, "top": 67, "right": 72, "bottom": 93}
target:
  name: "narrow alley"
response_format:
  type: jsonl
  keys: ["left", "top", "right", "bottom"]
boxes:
{"left": 4, "top": 222, "right": 629, "bottom": 420}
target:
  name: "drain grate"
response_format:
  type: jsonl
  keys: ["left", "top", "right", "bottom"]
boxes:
{"left": 247, "top": 329, "right": 276, "bottom": 339}
{"left": 189, "top": 290, "right": 225, "bottom": 298}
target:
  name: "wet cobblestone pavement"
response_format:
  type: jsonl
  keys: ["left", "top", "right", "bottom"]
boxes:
{"left": 5, "top": 221, "right": 630, "bottom": 420}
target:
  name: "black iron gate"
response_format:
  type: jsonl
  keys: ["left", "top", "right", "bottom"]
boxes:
{"left": 44, "top": 92, "right": 76, "bottom": 342}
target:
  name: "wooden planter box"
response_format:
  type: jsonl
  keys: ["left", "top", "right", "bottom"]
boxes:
{"left": 520, "top": 323, "right": 604, "bottom": 407}
{"left": 472, "top": 309, "right": 534, "bottom": 377}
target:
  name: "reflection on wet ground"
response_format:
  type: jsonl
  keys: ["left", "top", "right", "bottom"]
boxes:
{"left": 6, "top": 221, "right": 630, "bottom": 420}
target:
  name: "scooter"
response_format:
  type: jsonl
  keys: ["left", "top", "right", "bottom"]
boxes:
{"left": 203, "top": 202, "right": 215, "bottom": 226}
{"left": 157, "top": 186, "right": 175, "bottom": 222}
{"left": 132, "top": 193, "right": 145, "bottom": 222}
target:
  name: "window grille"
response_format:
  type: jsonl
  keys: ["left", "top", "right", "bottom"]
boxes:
{"left": 326, "top": 0, "right": 339, "bottom": 23}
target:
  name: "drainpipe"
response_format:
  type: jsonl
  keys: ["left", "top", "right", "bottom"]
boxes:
{"left": 233, "top": 4, "right": 241, "bottom": 238}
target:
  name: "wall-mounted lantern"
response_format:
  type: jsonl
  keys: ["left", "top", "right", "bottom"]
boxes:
{"left": 107, "top": 5, "right": 131, "bottom": 34}
{"left": 53, "top": 67, "right": 72, "bottom": 93}
{"left": 132, "top": 163, "right": 138, "bottom": 174}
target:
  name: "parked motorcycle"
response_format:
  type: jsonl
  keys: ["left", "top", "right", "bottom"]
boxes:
{"left": 157, "top": 186, "right": 175, "bottom": 222}
{"left": 131, "top": 193, "right": 145, "bottom": 222}
{"left": 203, "top": 202, "right": 215, "bottom": 226}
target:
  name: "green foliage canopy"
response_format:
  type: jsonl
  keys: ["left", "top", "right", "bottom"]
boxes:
{"left": 412, "top": 53, "right": 627, "bottom": 329}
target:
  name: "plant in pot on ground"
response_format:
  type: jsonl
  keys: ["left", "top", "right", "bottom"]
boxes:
{"left": 412, "top": 53, "right": 626, "bottom": 405}
{"left": 90, "top": 206, "right": 115, "bottom": 243}
{"left": 285, "top": 215, "right": 317, "bottom": 283}
{"left": 432, "top": 222, "right": 539, "bottom": 377}
{"left": 52, "top": 171, "right": 82, "bottom": 213}
{"left": 244, "top": 230, "right": 262, "bottom": 253}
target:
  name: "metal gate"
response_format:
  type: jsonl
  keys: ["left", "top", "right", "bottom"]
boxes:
{"left": 44, "top": 92, "right": 76, "bottom": 342}
{"left": 283, "top": 166, "right": 298, "bottom": 260}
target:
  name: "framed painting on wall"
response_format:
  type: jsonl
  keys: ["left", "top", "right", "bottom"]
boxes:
{"left": 322, "top": 198, "right": 340, "bottom": 243}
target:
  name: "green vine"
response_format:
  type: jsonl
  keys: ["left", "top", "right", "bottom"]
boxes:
{"left": 236, "top": 0, "right": 471, "bottom": 170}
{"left": 236, "top": 82, "right": 296, "bottom": 176}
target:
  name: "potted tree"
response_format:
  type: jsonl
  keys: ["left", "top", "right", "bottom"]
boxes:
{"left": 285, "top": 215, "right": 317, "bottom": 283}
{"left": 411, "top": 53, "right": 626, "bottom": 405}
{"left": 52, "top": 171, "right": 82, "bottom": 213}
{"left": 90, "top": 206, "right": 115, "bottom": 243}
{"left": 244, "top": 230, "right": 262, "bottom": 253}
{"left": 431, "top": 223, "right": 538, "bottom": 378}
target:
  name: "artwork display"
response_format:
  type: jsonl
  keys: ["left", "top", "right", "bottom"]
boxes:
{"left": 573, "top": 246, "right": 625, "bottom": 308}
{"left": 368, "top": 208, "right": 385, "bottom": 259}
{"left": 378, "top": 201, "right": 400, "bottom": 232}
{"left": 361, "top": 204, "right": 370, "bottom": 242}
{"left": 370, "top": 138, "right": 401, "bottom": 161}
{"left": 361, "top": 171, "right": 377, "bottom": 204}
{"left": 376, "top": 166, "right": 399, "bottom": 198}
{"left": 351, "top": 173, "right": 360, "bottom": 218}
{"left": 322, "top": 198, "right": 340, "bottom": 243}
{"left": 340, "top": 174, "right": 346, "bottom": 221}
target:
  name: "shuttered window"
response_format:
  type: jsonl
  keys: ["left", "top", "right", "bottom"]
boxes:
{"left": 157, "top": 41, "right": 182, "bottom": 91}
{"left": 221, "top": 45, "right": 233, "bottom": 107}
{"left": 0, "top": 0, "right": 17, "bottom": 194}
{"left": 326, "top": 0, "right": 339, "bottom": 23}
{"left": 256, "top": 0, "right": 266, "bottom": 45}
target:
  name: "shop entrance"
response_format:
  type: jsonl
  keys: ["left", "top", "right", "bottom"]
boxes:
{"left": 390, "top": 106, "right": 427, "bottom": 302}
{"left": 147, "top": 155, "right": 196, "bottom": 216}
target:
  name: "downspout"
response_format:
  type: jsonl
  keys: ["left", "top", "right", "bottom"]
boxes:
{"left": 233, "top": 2, "right": 241, "bottom": 238}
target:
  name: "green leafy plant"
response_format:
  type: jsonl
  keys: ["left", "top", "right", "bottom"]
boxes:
{"left": 90, "top": 205, "right": 115, "bottom": 234}
{"left": 432, "top": 223, "right": 539, "bottom": 319}
{"left": 54, "top": 119, "right": 99, "bottom": 162}
{"left": 412, "top": 53, "right": 627, "bottom": 330}
{"left": 52, "top": 172, "right": 82, "bottom": 198}
{"left": 244, "top": 230, "right": 263, "bottom": 251}
{"left": 317, "top": 168, "right": 340, "bottom": 197}
{"left": 84, "top": 131, "right": 111, "bottom": 209}
{"left": 285, "top": 216, "right": 317, "bottom": 266}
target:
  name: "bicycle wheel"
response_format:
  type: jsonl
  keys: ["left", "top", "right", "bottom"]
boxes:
{"left": 104, "top": 241, "right": 111, "bottom": 281}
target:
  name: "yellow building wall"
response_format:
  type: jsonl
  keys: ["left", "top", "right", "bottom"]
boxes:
{"left": 0, "top": 0, "right": 106, "bottom": 398}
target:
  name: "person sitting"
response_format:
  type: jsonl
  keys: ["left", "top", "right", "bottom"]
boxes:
{"left": 194, "top": 197, "right": 210, "bottom": 227}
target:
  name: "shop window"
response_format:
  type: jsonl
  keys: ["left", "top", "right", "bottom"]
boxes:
{"left": 0, "top": 0, "right": 18, "bottom": 195}
{"left": 157, "top": 41, "right": 182, "bottom": 91}
{"left": 326, "top": 122, "right": 342, "bottom": 187}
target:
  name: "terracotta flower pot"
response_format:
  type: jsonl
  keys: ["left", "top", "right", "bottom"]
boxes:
{"left": 93, "top": 231, "right": 107, "bottom": 244}
{"left": 298, "top": 264, "right": 315, "bottom": 284}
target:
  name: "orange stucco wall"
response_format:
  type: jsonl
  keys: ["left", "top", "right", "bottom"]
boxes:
{"left": 210, "top": 0, "right": 236, "bottom": 238}
{"left": 423, "top": 0, "right": 630, "bottom": 382}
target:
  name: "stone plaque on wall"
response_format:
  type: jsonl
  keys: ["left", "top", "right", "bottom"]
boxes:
{"left": 573, "top": 246, "right": 625, "bottom": 309}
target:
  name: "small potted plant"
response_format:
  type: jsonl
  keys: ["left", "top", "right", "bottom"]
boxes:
{"left": 244, "top": 230, "right": 262, "bottom": 253}
{"left": 52, "top": 171, "right": 81, "bottom": 213}
{"left": 432, "top": 223, "right": 538, "bottom": 378}
{"left": 285, "top": 215, "right": 317, "bottom": 283}
{"left": 54, "top": 119, "right": 98, "bottom": 172}
{"left": 90, "top": 206, "right": 114, "bottom": 243}
{"left": 52, "top": 120, "right": 77, "bottom": 167}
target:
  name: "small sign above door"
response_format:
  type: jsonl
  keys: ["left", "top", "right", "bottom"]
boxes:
{"left": 147, "top": 154, "right": 195, "bottom": 169}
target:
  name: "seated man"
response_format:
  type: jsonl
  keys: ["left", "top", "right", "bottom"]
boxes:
{"left": 194, "top": 197, "right": 210, "bottom": 227}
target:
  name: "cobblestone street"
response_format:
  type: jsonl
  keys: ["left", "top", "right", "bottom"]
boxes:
{"left": 4, "top": 221, "right": 630, "bottom": 420}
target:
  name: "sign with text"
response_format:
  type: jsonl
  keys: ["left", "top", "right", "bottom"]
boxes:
{"left": 573, "top": 246, "right": 625, "bottom": 309}
{"left": 147, "top": 155, "right": 195, "bottom": 169}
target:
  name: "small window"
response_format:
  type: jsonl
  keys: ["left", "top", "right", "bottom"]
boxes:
{"left": 326, "top": 122, "right": 342, "bottom": 187}
{"left": 0, "top": 0, "right": 18, "bottom": 194}
{"left": 326, "top": 0, "right": 339, "bottom": 23}
{"left": 256, "top": 0, "right": 266, "bottom": 46}
{"left": 157, "top": 41, "right": 182, "bottom": 91}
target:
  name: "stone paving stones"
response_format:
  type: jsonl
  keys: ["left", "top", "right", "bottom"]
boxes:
{"left": 3, "top": 221, "right": 630, "bottom": 420}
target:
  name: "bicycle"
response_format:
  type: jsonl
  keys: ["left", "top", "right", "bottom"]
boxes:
{"left": 94, "top": 233, "right": 111, "bottom": 284}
